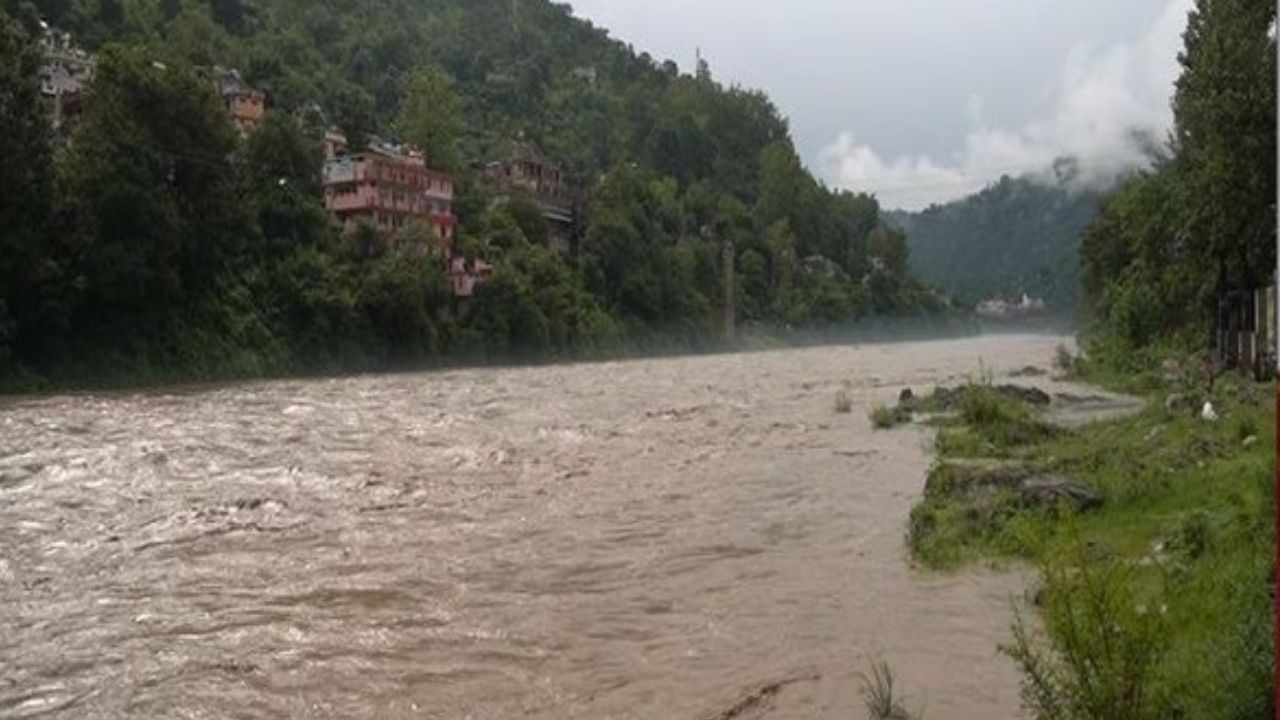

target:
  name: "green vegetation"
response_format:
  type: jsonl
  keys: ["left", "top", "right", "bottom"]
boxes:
{"left": 1005, "top": 561, "right": 1171, "bottom": 720}
{"left": 1080, "top": 0, "right": 1275, "bottom": 365}
{"left": 888, "top": 173, "right": 1105, "bottom": 315}
{"left": 935, "top": 385, "right": 1057, "bottom": 457}
{"left": 944, "top": 6, "right": 1280, "bottom": 715}
{"left": 858, "top": 661, "right": 919, "bottom": 720}
{"left": 868, "top": 403, "right": 909, "bottom": 429}
{"left": 0, "top": 0, "right": 946, "bottom": 390}
{"left": 907, "top": 375, "right": 1274, "bottom": 720}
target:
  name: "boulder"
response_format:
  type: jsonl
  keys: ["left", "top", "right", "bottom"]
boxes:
{"left": 925, "top": 459, "right": 1033, "bottom": 497}
{"left": 995, "top": 384, "right": 1052, "bottom": 406}
{"left": 1164, "top": 392, "right": 1190, "bottom": 414}
{"left": 1200, "top": 401, "right": 1218, "bottom": 422}
{"left": 1019, "top": 475, "right": 1103, "bottom": 513}
{"left": 897, "top": 387, "right": 917, "bottom": 410}
{"left": 929, "top": 386, "right": 964, "bottom": 411}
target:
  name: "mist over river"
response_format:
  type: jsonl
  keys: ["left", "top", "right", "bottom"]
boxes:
{"left": 0, "top": 335, "right": 1074, "bottom": 719}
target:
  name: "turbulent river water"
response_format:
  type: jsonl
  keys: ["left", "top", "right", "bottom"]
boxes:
{"left": 0, "top": 334, "right": 1078, "bottom": 719}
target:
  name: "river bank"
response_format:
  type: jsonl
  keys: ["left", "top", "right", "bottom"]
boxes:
{"left": 895, "top": 360, "right": 1276, "bottom": 719}
{"left": 0, "top": 314, "right": 982, "bottom": 397}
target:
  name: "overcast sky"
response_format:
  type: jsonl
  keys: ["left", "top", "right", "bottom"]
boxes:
{"left": 567, "top": 0, "right": 1192, "bottom": 210}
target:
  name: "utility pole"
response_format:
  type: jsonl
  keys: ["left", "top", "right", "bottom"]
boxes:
{"left": 703, "top": 223, "right": 735, "bottom": 343}
{"left": 722, "top": 237, "right": 735, "bottom": 343}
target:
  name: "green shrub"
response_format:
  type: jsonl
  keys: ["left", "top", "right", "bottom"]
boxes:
{"left": 870, "top": 403, "right": 910, "bottom": 428}
{"left": 1053, "top": 343, "right": 1076, "bottom": 374}
{"left": 1169, "top": 509, "right": 1213, "bottom": 560}
{"left": 858, "top": 661, "right": 917, "bottom": 720}
{"left": 1004, "top": 558, "right": 1171, "bottom": 720}
{"left": 954, "top": 384, "right": 1057, "bottom": 450}
{"left": 908, "top": 490, "right": 1021, "bottom": 568}
{"left": 959, "top": 384, "right": 1018, "bottom": 426}
{"left": 1230, "top": 412, "right": 1259, "bottom": 443}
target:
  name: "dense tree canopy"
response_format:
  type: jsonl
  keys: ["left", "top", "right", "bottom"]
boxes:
{"left": 0, "top": 10, "right": 53, "bottom": 368}
{"left": 1, "top": 0, "right": 945, "bottom": 387}
{"left": 1080, "top": 0, "right": 1276, "bottom": 366}
{"left": 397, "top": 66, "right": 461, "bottom": 170}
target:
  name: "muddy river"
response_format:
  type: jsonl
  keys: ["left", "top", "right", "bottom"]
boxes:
{"left": 0, "top": 334, "right": 1075, "bottom": 719}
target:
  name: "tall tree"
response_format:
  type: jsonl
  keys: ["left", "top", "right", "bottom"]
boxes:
{"left": 328, "top": 82, "right": 376, "bottom": 152}
{"left": 243, "top": 111, "right": 332, "bottom": 257}
{"left": 58, "top": 46, "right": 249, "bottom": 356}
{"left": 396, "top": 66, "right": 461, "bottom": 170}
{"left": 867, "top": 222, "right": 909, "bottom": 278}
{"left": 1173, "top": 0, "right": 1277, "bottom": 300}
{"left": 208, "top": 0, "right": 245, "bottom": 32}
{"left": 1079, "top": 0, "right": 1276, "bottom": 360}
{"left": 0, "top": 11, "right": 53, "bottom": 361}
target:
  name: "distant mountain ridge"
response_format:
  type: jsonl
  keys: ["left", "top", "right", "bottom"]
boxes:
{"left": 887, "top": 174, "right": 1108, "bottom": 316}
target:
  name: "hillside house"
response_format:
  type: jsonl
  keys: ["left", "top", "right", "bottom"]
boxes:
{"left": 39, "top": 29, "right": 94, "bottom": 137}
{"left": 322, "top": 140, "right": 457, "bottom": 244}
{"left": 322, "top": 128, "right": 349, "bottom": 159}
{"left": 480, "top": 141, "right": 582, "bottom": 256}
{"left": 212, "top": 67, "right": 265, "bottom": 135}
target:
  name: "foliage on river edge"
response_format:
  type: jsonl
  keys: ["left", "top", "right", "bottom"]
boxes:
{"left": 925, "top": 6, "right": 1280, "bottom": 714}
{"left": 903, "top": 370, "right": 1274, "bottom": 720}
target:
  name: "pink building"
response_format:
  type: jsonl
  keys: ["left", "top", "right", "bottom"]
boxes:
{"left": 323, "top": 139, "right": 480, "bottom": 297}
{"left": 322, "top": 141, "right": 456, "bottom": 243}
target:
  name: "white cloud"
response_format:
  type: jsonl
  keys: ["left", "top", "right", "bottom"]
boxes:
{"left": 821, "top": 0, "right": 1192, "bottom": 211}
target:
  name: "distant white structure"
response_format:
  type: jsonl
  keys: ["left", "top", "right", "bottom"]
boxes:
{"left": 976, "top": 294, "right": 1046, "bottom": 320}
{"left": 570, "top": 65, "right": 597, "bottom": 85}
{"left": 39, "top": 28, "right": 95, "bottom": 136}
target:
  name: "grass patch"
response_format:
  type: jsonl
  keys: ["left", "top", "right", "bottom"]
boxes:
{"left": 909, "top": 369, "right": 1276, "bottom": 720}
{"left": 931, "top": 384, "right": 1057, "bottom": 457}
{"left": 858, "top": 661, "right": 919, "bottom": 720}
{"left": 835, "top": 383, "right": 853, "bottom": 414}
{"left": 909, "top": 488, "right": 1024, "bottom": 568}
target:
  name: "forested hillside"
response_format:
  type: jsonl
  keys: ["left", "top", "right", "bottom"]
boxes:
{"left": 888, "top": 173, "right": 1106, "bottom": 316}
{"left": 0, "top": 0, "right": 945, "bottom": 388}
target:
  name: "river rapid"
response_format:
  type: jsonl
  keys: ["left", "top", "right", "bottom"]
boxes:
{"left": 0, "top": 334, "right": 1072, "bottom": 719}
